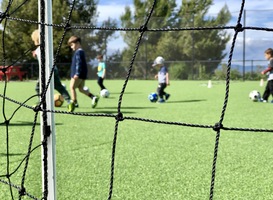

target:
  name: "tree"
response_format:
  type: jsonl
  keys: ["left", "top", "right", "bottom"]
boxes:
{"left": 120, "top": 0, "right": 177, "bottom": 79}
{"left": 0, "top": 0, "right": 116, "bottom": 65}
{"left": 106, "top": 50, "right": 128, "bottom": 79}
{"left": 120, "top": 0, "right": 231, "bottom": 79}
{"left": 92, "top": 17, "right": 118, "bottom": 59}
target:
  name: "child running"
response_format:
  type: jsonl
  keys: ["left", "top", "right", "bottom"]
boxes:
{"left": 68, "top": 35, "right": 99, "bottom": 109}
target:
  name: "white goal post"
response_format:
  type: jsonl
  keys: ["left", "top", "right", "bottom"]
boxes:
{"left": 38, "top": 0, "right": 57, "bottom": 199}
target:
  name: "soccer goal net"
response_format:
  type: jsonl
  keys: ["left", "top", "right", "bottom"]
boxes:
{"left": 1, "top": 0, "right": 273, "bottom": 200}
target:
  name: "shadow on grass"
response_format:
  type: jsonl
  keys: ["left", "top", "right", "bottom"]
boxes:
{"left": 101, "top": 96, "right": 115, "bottom": 99}
{"left": 0, "top": 121, "right": 63, "bottom": 126}
{"left": 109, "top": 92, "right": 142, "bottom": 95}
{"left": 72, "top": 141, "right": 112, "bottom": 151}
{"left": 95, "top": 106, "right": 156, "bottom": 109}
{"left": 85, "top": 106, "right": 157, "bottom": 114}
{"left": 84, "top": 110, "right": 137, "bottom": 114}
{"left": 167, "top": 99, "right": 207, "bottom": 103}
{"left": 0, "top": 153, "right": 25, "bottom": 157}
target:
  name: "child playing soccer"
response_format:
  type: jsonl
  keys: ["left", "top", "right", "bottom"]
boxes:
{"left": 260, "top": 48, "right": 273, "bottom": 102}
{"left": 152, "top": 56, "right": 170, "bottom": 103}
{"left": 68, "top": 35, "right": 99, "bottom": 108}
{"left": 31, "top": 29, "right": 75, "bottom": 112}
{"left": 96, "top": 54, "right": 107, "bottom": 91}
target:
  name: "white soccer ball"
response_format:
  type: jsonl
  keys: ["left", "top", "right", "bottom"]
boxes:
{"left": 100, "top": 89, "right": 110, "bottom": 98}
{"left": 249, "top": 90, "right": 261, "bottom": 102}
{"left": 83, "top": 86, "right": 90, "bottom": 93}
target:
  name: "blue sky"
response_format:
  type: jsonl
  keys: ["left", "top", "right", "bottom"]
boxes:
{"left": 97, "top": 0, "right": 273, "bottom": 22}
{"left": 97, "top": 0, "right": 273, "bottom": 63}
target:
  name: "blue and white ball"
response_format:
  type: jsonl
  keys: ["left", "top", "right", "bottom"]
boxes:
{"left": 148, "top": 92, "right": 158, "bottom": 103}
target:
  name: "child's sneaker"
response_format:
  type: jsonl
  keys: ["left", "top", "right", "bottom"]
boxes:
{"left": 67, "top": 102, "right": 75, "bottom": 112}
{"left": 158, "top": 98, "right": 165, "bottom": 103}
{"left": 258, "top": 98, "right": 265, "bottom": 102}
{"left": 165, "top": 93, "right": 170, "bottom": 101}
{"left": 92, "top": 96, "right": 99, "bottom": 108}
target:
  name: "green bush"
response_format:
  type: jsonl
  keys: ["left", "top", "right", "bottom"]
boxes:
{"left": 169, "top": 62, "right": 191, "bottom": 80}
{"left": 213, "top": 64, "right": 242, "bottom": 80}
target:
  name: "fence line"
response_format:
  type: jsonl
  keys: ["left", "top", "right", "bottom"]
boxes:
{"left": 11, "top": 59, "right": 268, "bottom": 81}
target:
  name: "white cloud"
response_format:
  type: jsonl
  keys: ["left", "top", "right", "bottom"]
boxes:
{"left": 97, "top": 5, "right": 124, "bottom": 22}
{"left": 97, "top": 4, "right": 133, "bottom": 23}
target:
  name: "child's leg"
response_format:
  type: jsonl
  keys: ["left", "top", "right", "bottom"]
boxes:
{"left": 35, "top": 80, "right": 40, "bottom": 100}
{"left": 157, "top": 84, "right": 163, "bottom": 99}
{"left": 78, "top": 79, "right": 99, "bottom": 108}
{"left": 157, "top": 83, "right": 166, "bottom": 99}
{"left": 34, "top": 80, "right": 40, "bottom": 105}
{"left": 161, "top": 84, "right": 167, "bottom": 98}
{"left": 70, "top": 78, "right": 77, "bottom": 103}
{"left": 54, "top": 72, "right": 71, "bottom": 103}
{"left": 269, "top": 80, "right": 273, "bottom": 99}
{"left": 262, "top": 82, "right": 270, "bottom": 101}
{"left": 35, "top": 80, "right": 40, "bottom": 95}
{"left": 97, "top": 77, "right": 106, "bottom": 90}
{"left": 78, "top": 79, "right": 95, "bottom": 98}
{"left": 101, "top": 78, "right": 106, "bottom": 90}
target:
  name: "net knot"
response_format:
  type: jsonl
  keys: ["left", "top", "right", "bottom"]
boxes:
{"left": 115, "top": 112, "right": 124, "bottom": 121}
{"left": 5, "top": 120, "right": 10, "bottom": 126}
{"left": 64, "top": 23, "right": 71, "bottom": 31}
{"left": 234, "top": 23, "right": 244, "bottom": 32}
{"left": 0, "top": 12, "right": 9, "bottom": 19}
{"left": 19, "top": 187, "right": 26, "bottom": 196}
{"left": 213, "top": 122, "right": 223, "bottom": 132}
{"left": 139, "top": 25, "right": 147, "bottom": 33}
{"left": 33, "top": 105, "right": 42, "bottom": 112}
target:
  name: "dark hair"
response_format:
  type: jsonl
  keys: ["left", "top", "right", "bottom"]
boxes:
{"left": 68, "top": 36, "right": 81, "bottom": 45}
{"left": 97, "top": 54, "right": 103, "bottom": 59}
{"left": 265, "top": 48, "right": 273, "bottom": 56}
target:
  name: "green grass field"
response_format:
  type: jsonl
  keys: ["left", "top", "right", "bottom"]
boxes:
{"left": 1, "top": 80, "right": 273, "bottom": 200}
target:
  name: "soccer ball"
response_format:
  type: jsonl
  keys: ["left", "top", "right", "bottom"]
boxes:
{"left": 83, "top": 86, "right": 90, "bottom": 93}
{"left": 100, "top": 89, "right": 110, "bottom": 98}
{"left": 148, "top": 92, "right": 158, "bottom": 103}
{"left": 249, "top": 90, "right": 261, "bottom": 102}
{"left": 54, "top": 94, "right": 64, "bottom": 107}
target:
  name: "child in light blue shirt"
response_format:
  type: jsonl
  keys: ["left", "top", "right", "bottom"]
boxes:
{"left": 97, "top": 54, "right": 107, "bottom": 91}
